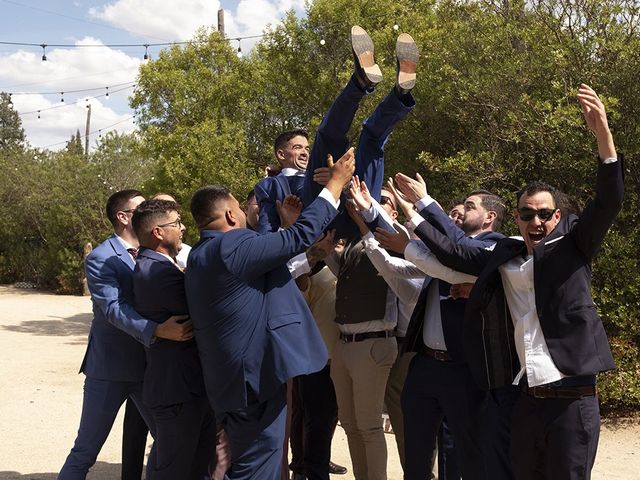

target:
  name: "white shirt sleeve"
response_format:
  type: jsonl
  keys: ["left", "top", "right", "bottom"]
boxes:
{"left": 404, "top": 240, "right": 477, "bottom": 284}
{"left": 287, "top": 252, "right": 311, "bottom": 279}
{"left": 318, "top": 187, "right": 340, "bottom": 209}
{"left": 362, "top": 232, "right": 424, "bottom": 305}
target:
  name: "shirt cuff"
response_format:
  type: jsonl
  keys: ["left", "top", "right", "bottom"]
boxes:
{"left": 602, "top": 157, "right": 618, "bottom": 164}
{"left": 404, "top": 240, "right": 422, "bottom": 263}
{"left": 410, "top": 215, "right": 425, "bottom": 230}
{"left": 362, "top": 231, "right": 375, "bottom": 245}
{"left": 318, "top": 188, "right": 340, "bottom": 209}
{"left": 361, "top": 204, "right": 378, "bottom": 223}
{"left": 287, "top": 252, "right": 311, "bottom": 279}
{"left": 415, "top": 195, "right": 435, "bottom": 211}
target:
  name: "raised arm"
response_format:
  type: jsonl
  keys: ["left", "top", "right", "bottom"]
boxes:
{"left": 572, "top": 84, "right": 624, "bottom": 260}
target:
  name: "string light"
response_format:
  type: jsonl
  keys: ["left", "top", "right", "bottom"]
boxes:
{"left": 393, "top": 24, "right": 399, "bottom": 31}
{"left": 105, "top": 86, "right": 109, "bottom": 100}
{"left": 143, "top": 44, "right": 149, "bottom": 60}
{"left": 236, "top": 39, "right": 242, "bottom": 58}
{"left": 18, "top": 84, "right": 135, "bottom": 116}
{"left": 320, "top": 39, "right": 326, "bottom": 46}
{"left": 37, "top": 110, "right": 41, "bottom": 120}
{"left": 40, "top": 43, "right": 47, "bottom": 61}
{"left": 60, "top": 92, "right": 64, "bottom": 102}
{"left": 8, "top": 93, "right": 13, "bottom": 108}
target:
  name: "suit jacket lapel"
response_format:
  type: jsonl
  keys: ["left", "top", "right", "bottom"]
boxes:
{"left": 108, "top": 234, "right": 135, "bottom": 270}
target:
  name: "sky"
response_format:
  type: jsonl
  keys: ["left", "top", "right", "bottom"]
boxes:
{"left": 0, "top": 0, "right": 306, "bottom": 150}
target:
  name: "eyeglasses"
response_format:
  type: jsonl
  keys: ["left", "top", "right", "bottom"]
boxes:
{"left": 517, "top": 208, "right": 557, "bottom": 222}
{"left": 120, "top": 208, "right": 136, "bottom": 214}
{"left": 380, "top": 196, "right": 395, "bottom": 209}
{"left": 157, "top": 217, "right": 183, "bottom": 228}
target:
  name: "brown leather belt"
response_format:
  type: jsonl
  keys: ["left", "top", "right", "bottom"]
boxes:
{"left": 339, "top": 330, "right": 395, "bottom": 343}
{"left": 419, "top": 344, "right": 452, "bottom": 362}
{"left": 522, "top": 385, "right": 597, "bottom": 399}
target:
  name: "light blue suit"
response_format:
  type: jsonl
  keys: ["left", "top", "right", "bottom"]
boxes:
{"left": 59, "top": 235, "right": 157, "bottom": 479}
{"left": 185, "top": 193, "right": 338, "bottom": 480}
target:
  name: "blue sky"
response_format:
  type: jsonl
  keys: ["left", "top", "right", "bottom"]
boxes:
{"left": 0, "top": 0, "right": 305, "bottom": 150}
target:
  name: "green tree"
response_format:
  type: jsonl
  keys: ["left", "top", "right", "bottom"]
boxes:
{"left": 0, "top": 92, "right": 26, "bottom": 152}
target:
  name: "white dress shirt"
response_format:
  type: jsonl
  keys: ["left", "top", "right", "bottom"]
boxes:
{"left": 500, "top": 255, "right": 565, "bottom": 387}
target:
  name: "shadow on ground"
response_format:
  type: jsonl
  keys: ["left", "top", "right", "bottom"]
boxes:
{"left": 0, "top": 461, "right": 120, "bottom": 479}
{"left": 1, "top": 312, "right": 91, "bottom": 337}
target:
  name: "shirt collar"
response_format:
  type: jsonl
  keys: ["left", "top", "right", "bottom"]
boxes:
{"left": 280, "top": 167, "right": 305, "bottom": 177}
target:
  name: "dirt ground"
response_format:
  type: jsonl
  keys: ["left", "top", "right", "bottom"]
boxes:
{"left": 0, "top": 285, "right": 638, "bottom": 479}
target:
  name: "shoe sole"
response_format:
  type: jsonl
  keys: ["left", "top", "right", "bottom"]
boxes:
{"left": 351, "top": 25, "right": 382, "bottom": 85}
{"left": 396, "top": 33, "right": 419, "bottom": 91}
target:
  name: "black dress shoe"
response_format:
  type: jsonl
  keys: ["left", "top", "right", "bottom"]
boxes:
{"left": 291, "top": 473, "right": 306, "bottom": 480}
{"left": 351, "top": 25, "right": 382, "bottom": 90}
{"left": 328, "top": 460, "right": 348, "bottom": 475}
{"left": 395, "top": 32, "right": 419, "bottom": 96}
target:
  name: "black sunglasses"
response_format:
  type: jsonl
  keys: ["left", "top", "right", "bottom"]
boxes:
{"left": 517, "top": 208, "right": 557, "bottom": 222}
{"left": 380, "top": 195, "right": 395, "bottom": 209}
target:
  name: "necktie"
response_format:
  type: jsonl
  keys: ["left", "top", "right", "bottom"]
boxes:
{"left": 127, "top": 248, "right": 138, "bottom": 259}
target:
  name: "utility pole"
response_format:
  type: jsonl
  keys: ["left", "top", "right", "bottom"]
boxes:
{"left": 84, "top": 104, "right": 91, "bottom": 158}
{"left": 218, "top": 8, "right": 225, "bottom": 37}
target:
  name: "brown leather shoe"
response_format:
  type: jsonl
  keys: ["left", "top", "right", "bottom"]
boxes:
{"left": 351, "top": 25, "right": 382, "bottom": 90}
{"left": 395, "top": 33, "right": 419, "bottom": 95}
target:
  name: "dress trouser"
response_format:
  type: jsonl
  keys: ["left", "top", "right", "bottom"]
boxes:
{"left": 331, "top": 336, "right": 397, "bottom": 480}
{"left": 223, "top": 384, "right": 288, "bottom": 480}
{"left": 510, "top": 392, "right": 600, "bottom": 480}
{"left": 298, "top": 363, "right": 339, "bottom": 480}
{"left": 401, "top": 353, "right": 489, "bottom": 480}
{"left": 121, "top": 397, "right": 149, "bottom": 480}
{"left": 151, "top": 397, "right": 217, "bottom": 479}
{"left": 59, "top": 376, "right": 157, "bottom": 480}
{"left": 384, "top": 349, "right": 414, "bottom": 469}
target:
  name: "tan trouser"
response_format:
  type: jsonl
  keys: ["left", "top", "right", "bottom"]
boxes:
{"left": 331, "top": 336, "right": 398, "bottom": 480}
{"left": 384, "top": 350, "right": 415, "bottom": 469}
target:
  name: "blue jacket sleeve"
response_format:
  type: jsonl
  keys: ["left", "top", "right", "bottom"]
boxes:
{"left": 222, "top": 195, "right": 337, "bottom": 281}
{"left": 85, "top": 252, "right": 157, "bottom": 346}
{"left": 254, "top": 178, "right": 281, "bottom": 235}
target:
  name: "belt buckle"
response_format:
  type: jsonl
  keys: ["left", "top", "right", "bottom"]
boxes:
{"left": 342, "top": 333, "right": 354, "bottom": 344}
{"left": 434, "top": 350, "right": 447, "bottom": 361}
{"left": 531, "top": 386, "right": 547, "bottom": 399}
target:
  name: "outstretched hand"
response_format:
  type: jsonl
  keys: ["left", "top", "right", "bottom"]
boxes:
{"left": 375, "top": 225, "right": 411, "bottom": 254}
{"left": 326, "top": 147, "right": 356, "bottom": 201}
{"left": 386, "top": 178, "right": 417, "bottom": 219}
{"left": 277, "top": 194, "right": 303, "bottom": 228}
{"left": 394, "top": 172, "right": 428, "bottom": 203}
{"left": 345, "top": 200, "right": 369, "bottom": 236}
{"left": 349, "top": 176, "right": 373, "bottom": 211}
{"left": 576, "top": 84, "right": 616, "bottom": 160}
{"left": 306, "top": 229, "right": 337, "bottom": 266}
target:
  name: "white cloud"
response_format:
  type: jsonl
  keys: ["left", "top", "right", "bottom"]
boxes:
{"left": 0, "top": 37, "right": 140, "bottom": 150}
{"left": 89, "top": 0, "right": 222, "bottom": 42}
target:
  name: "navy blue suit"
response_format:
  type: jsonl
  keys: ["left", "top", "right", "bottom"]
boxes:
{"left": 413, "top": 159, "right": 624, "bottom": 479}
{"left": 255, "top": 174, "right": 305, "bottom": 235}
{"left": 59, "top": 235, "right": 157, "bottom": 480}
{"left": 402, "top": 220, "right": 503, "bottom": 480}
{"left": 256, "top": 78, "right": 414, "bottom": 236}
{"left": 132, "top": 248, "right": 216, "bottom": 479}
{"left": 185, "top": 193, "right": 338, "bottom": 480}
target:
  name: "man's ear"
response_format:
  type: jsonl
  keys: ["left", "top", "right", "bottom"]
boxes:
{"left": 225, "top": 208, "right": 238, "bottom": 227}
{"left": 151, "top": 226, "right": 164, "bottom": 241}
{"left": 390, "top": 209, "right": 398, "bottom": 220}
{"left": 116, "top": 211, "right": 130, "bottom": 226}
{"left": 486, "top": 210, "right": 497, "bottom": 227}
{"left": 275, "top": 148, "right": 286, "bottom": 163}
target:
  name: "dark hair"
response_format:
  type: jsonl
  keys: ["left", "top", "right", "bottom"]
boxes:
{"left": 132, "top": 200, "right": 179, "bottom": 241}
{"left": 516, "top": 181, "right": 561, "bottom": 211}
{"left": 273, "top": 129, "right": 309, "bottom": 156}
{"left": 190, "top": 185, "right": 232, "bottom": 228}
{"left": 106, "top": 189, "right": 143, "bottom": 227}
{"left": 467, "top": 189, "right": 507, "bottom": 231}
{"left": 447, "top": 197, "right": 466, "bottom": 211}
